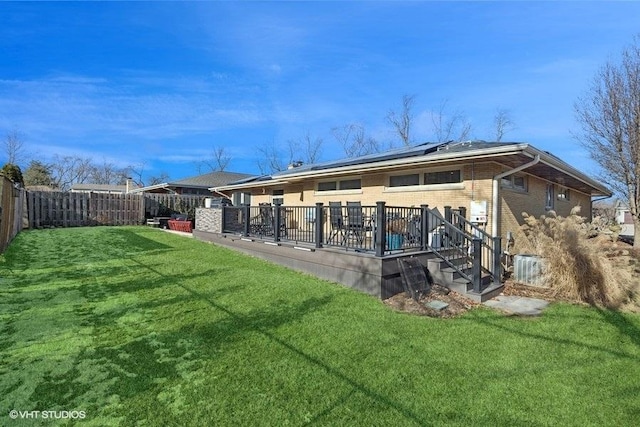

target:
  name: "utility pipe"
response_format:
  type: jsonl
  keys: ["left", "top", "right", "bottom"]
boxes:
{"left": 492, "top": 154, "right": 540, "bottom": 237}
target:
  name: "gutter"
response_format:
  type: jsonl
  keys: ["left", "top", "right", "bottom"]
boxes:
{"left": 492, "top": 154, "right": 540, "bottom": 237}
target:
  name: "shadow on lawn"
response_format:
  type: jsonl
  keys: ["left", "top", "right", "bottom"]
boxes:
{"left": 596, "top": 308, "right": 640, "bottom": 349}
{"left": 462, "top": 310, "right": 640, "bottom": 362}
{"left": 130, "top": 259, "right": 431, "bottom": 425}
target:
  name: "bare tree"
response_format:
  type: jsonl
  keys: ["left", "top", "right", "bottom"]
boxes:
{"left": 574, "top": 36, "right": 640, "bottom": 247}
{"left": 255, "top": 141, "right": 286, "bottom": 175}
{"left": 387, "top": 94, "right": 415, "bottom": 146}
{"left": 493, "top": 108, "right": 515, "bottom": 142}
{"left": 49, "top": 155, "right": 93, "bottom": 191}
{"left": 287, "top": 131, "right": 324, "bottom": 165}
{"left": 332, "top": 123, "right": 381, "bottom": 158}
{"left": 2, "top": 128, "right": 28, "bottom": 166}
{"left": 147, "top": 172, "right": 170, "bottom": 186}
{"left": 198, "top": 145, "right": 231, "bottom": 173}
{"left": 431, "top": 100, "right": 472, "bottom": 142}
{"left": 90, "top": 158, "right": 128, "bottom": 185}
{"left": 127, "top": 163, "right": 170, "bottom": 187}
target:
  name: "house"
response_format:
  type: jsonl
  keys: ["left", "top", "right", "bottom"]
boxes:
{"left": 614, "top": 200, "right": 635, "bottom": 238}
{"left": 214, "top": 140, "right": 611, "bottom": 241}
{"left": 70, "top": 183, "right": 128, "bottom": 194}
{"left": 128, "top": 171, "right": 253, "bottom": 198}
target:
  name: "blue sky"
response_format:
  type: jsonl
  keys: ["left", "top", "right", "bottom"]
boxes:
{"left": 1, "top": 1, "right": 639, "bottom": 182}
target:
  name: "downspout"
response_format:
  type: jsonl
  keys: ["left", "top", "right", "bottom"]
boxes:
{"left": 492, "top": 154, "right": 540, "bottom": 237}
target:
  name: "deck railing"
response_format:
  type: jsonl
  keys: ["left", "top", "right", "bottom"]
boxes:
{"left": 221, "top": 201, "right": 501, "bottom": 290}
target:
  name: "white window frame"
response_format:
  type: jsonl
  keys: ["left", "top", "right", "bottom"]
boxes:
{"left": 314, "top": 177, "right": 363, "bottom": 196}
{"left": 501, "top": 173, "right": 528, "bottom": 192}
{"left": 384, "top": 167, "right": 464, "bottom": 193}
{"left": 545, "top": 184, "right": 555, "bottom": 210}
{"left": 557, "top": 187, "right": 570, "bottom": 201}
{"left": 271, "top": 189, "right": 284, "bottom": 205}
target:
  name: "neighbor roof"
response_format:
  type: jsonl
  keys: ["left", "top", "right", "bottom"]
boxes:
{"left": 215, "top": 140, "right": 611, "bottom": 197}
{"left": 70, "top": 183, "right": 127, "bottom": 192}
{"left": 129, "top": 171, "right": 254, "bottom": 193}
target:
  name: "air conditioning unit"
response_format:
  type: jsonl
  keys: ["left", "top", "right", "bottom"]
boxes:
{"left": 513, "top": 255, "right": 546, "bottom": 287}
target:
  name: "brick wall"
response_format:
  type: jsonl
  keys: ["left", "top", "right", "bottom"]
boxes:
{"left": 234, "top": 160, "right": 594, "bottom": 241}
{"left": 501, "top": 176, "right": 593, "bottom": 238}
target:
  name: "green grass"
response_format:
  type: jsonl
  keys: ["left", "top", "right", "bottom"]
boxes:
{"left": 1, "top": 226, "right": 639, "bottom": 426}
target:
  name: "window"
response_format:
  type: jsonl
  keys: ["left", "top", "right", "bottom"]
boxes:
{"left": 557, "top": 187, "right": 570, "bottom": 201}
{"left": 424, "top": 170, "right": 461, "bottom": 185}
{"left": 316, "top": 179, "right": 361, "bottom": 192}
{"left": 339, "top": 179, "right": 361, "bottom": 190}
{"left": 272, "top": 189, "right": 284, "bottom": 205}
{"left": 501, "top": 174, "right": 527, "bottom": 191}
{"left": 545, "top": 184, "right": 555, "bottom": 210}
{"left": 232, "top": 192, "right": 251, "bottom": 206}
{"left": 317, "top": 181, "right": 337, "bottom": 192}
{"left": 389, "top": 174, "right": 420, "bottom": 187}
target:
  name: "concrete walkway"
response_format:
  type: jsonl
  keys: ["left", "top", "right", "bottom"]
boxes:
{"left": 483, "top": 295, "right": 550, "bottom": 316}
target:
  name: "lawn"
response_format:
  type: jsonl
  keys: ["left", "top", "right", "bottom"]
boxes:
{"left": 1, "top": 226, "right": 639, "bottom": 426}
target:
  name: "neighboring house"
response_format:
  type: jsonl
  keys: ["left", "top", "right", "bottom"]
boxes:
{"left": 614, "top": 200, "right": 633, "bottom": 225}
{"left": 128, "top": 171, "right": 254, "bottom": 199}
{"left": 614, "top": 200, "right": 635, "bottom": 237}
{"left": 70, "top": 183, "right": 127, "bottom": 194}
{"left": 25, "top": 185, "right": 58, "bottom": 192}
{"left": 214, "top": 140, "right": 611, "bottom": 241}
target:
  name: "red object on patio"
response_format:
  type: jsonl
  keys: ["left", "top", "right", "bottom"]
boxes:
{"left": 168, "top": 219, "right": 193, "bottom": 233}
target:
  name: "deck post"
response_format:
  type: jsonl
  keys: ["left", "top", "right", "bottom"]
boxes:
{"left": 458, "top": 206, "right": 466, "bottom": 219}
{"left": 315, "top": 202, "right": 324, "bottom": 248}
{"left": 472, "top": 237, "right": 482, "bottom": 293}
{"left": 420, "top": 204, "right": 429, "bottom": 251}
{"left": 444, "top": 205, "right": 452, "bottom": 224}
{"left": 274, "top": 201, "right": 282, "bottom": 242}
{"left": 492, "top": 236, "right": 502, "bottom": 286}
{"left": 375, "top": 201, "right": 386, "bottom": 257}
{"left": 243, "top": 205, "right": 250, "bottom": 237}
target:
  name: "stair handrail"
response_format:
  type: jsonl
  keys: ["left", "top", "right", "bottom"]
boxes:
{"left": 450, "top": 210, "right": 501, "bottom": 286}
{"left": 425, "top": 207, "right": 481, "bottom": 290}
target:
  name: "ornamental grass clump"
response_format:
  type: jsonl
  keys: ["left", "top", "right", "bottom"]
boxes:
{"left": 514, "top": 206, "right": 635, "bottom": 309}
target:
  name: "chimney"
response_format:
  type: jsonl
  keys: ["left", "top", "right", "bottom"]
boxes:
{"left": 126, "top": 177, "right": 133, "bottom": 193}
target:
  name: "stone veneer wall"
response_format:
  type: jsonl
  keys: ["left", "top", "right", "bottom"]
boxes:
{"left": 195, "top": 207, "right": 223, "bottom": 233}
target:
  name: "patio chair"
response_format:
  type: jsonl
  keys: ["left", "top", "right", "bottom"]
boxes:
{"left": 346, "top": 201, "right": 365, "bottom": 245}
{"left": 253, "top": 203, "right": 274, "bottom": 236}
{"left": 327, "top": 202, "right": 346, "bottom": 245}
{"left": 253, "top": 203, "right": 287, "bottom": 237}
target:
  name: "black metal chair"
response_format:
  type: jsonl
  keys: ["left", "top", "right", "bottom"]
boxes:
{"left": 346, "top": 201, "right": 365, "bottom": 245}
{"left": 327, "top": 202, "right": 346, "bottom": 245}
{"left": 253, "top": 203, "right": 274, "bottom": 236}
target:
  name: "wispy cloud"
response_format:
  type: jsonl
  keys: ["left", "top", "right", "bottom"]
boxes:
{"left": 0, "top": 74, "right": 268, "bottom": 143}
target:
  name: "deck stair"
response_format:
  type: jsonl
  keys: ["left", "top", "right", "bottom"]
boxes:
{"left": 426, "top": 250, "right": 503, "bottom": 302}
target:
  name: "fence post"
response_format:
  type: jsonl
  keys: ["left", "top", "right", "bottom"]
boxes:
{"left": 243, "top": 205, "right": 250, "bottom": 237}
{"left": 420, "top": 204, "right": 429, "bottom": 251}
{"left": 315, "top": 202, "right": 323, "bottom": 248}
{"left": 375, "top": 201, "right": 386, "bottom": 257}
{"left": 274, "top": 201, "right": 282, "bottom": 242}
{"left": 472, "top": 237, "right": 482, "bottom": 293}
{"left": 492, "top": 236, "right": 502, "bottom": 286}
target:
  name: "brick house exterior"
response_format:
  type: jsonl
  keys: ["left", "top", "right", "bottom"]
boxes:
{"left": 214, "top": 141, "right": 610, "bottom": 241}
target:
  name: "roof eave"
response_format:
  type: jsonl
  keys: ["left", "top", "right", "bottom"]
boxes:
{"left": 215, "top": 144, "right": 531, "bottom": 191}
{"left": 524, "top": 146, "right": 612, "bottom": 197}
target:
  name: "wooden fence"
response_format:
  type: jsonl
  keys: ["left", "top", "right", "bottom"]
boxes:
{"left": 0, "top": 177, "right": 26, "bottom": 252}
{"left": 26, "top": 192, "right": 205, "bottom": 229}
